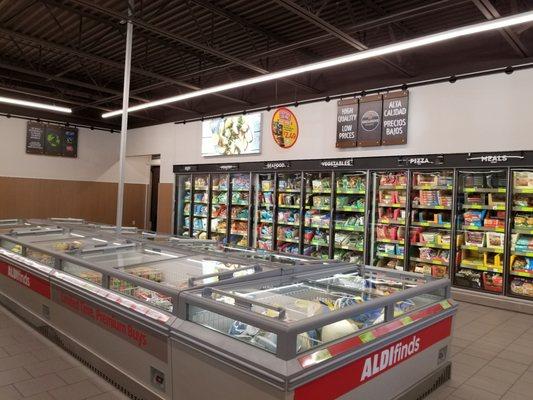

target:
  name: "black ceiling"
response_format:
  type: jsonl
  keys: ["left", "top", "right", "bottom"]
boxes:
{"left": 0, "top": 0, "right": 532, "bottom": 130}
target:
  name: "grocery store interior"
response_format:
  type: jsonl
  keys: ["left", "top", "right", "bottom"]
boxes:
{"left": 1, "top": 1, "right": 533, "bottom": 400}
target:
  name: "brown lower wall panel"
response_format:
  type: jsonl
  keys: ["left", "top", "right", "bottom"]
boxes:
{"left": 156, "top": 183, "right": 173, "bottom": 234}
{"left": 0, "top": 176, "right": 147, "bottom": 229}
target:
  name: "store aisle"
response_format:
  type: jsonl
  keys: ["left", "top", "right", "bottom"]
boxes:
{"left": 427, "top": 301, "right": 533, "bottom": 400}
{"left": 0, "top": 305, "right": 128, "bottom": 400}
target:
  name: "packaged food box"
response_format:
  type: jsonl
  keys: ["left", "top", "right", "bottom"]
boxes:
{"left": 486, "top": 232, "right": 505, "bottom": 249}
{"left": 465, "top": 231, "right": 484, "bottom": 247}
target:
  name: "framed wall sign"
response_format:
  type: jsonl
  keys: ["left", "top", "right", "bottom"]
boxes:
{"left": 336, "top": 99, "right": 358, "bottom": 148}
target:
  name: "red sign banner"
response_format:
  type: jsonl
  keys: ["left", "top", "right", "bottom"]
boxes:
{"left": 294, "top": 316, "right": 452, "bottom": 400}
{"left": 0, "top": 261, "right": 51, "bottom": 299}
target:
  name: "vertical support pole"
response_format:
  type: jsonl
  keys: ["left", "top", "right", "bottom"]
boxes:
{"left": 116, "top": 1, "right": 134, "bottom": 232}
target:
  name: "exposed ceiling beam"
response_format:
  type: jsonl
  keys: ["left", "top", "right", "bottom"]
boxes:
{"left": 0, "top": 25, "right": 251, "bottom": 107}
{"left": 65, "top": 0, "right": 320, "bottom": 94}
{"left": 472, "top": 0, "right": 530, "bottom": 57}
{"left": 273, "top": 0, "right": 413, "bottom": 77}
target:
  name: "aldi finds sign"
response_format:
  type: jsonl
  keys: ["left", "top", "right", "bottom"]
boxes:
{"left": 336, "top": 90, "right": 408, "bottom": 148}
{"left": 0, "top": 262, "right": 51, "bottom": 298}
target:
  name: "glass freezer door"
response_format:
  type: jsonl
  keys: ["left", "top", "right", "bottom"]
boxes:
{"left": 253, "top": 173, "right": 275, "bottom": 251}
{"left": 302, "top": 172, "right": 332, "bottom": 260}
{"left": 454, "top": 170, "right": 507, "bottom": 294}
{"left": 210, "top": 174, "right": 229, "bottom": 243}
{"left": 370, "top": 171, "right": 407, "bottom": 270}
{"left": 276, "top": 173, "right": 302, "bottom": 255}
{"left": 408, "top": 170, "right": 453, "bottom": 278}
{"left": 192, "top": 175, "right": 209, "bottom": 239}
{"left": 509, "top": 169, "right": 533, "bottom": 299}
{"left": 333, "top": 172, "right": 367, "bottom": 263}
{"left": 176, "top": 174, "right": 192, "bottom": 236}
{"left": 228, "top": 173, "right": 251, "bottom": 248}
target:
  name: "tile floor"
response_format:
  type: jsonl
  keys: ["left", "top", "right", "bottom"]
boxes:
{"left": 0, "top": 304, "right": 128, "bottom": 400}
{"left": 426, "top": 301, "right": 533, "bottom": 400}
{"left": 0, "top": 301, "right": 532, "bottom": 400}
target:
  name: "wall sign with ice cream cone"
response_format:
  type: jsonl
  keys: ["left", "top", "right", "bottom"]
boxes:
{"left": 272, "top": 107, "right": 299, "bottom": 149}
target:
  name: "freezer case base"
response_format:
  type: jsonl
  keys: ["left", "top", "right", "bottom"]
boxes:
{"left": 452, "top": 287, "right": 533, "bottom": 315}
{"left": 0, "top": 292, "right": 164, "bottom": 400}
{"left": 394, "top": 361, "right": 451, "bottom": 400}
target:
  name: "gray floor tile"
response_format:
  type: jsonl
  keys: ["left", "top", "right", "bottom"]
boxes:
{"left": 13, "top": 373, "right": 66, "bottom": 397}
{"left": 86, "top": 392, "right": 129, "bottom": 400}
{"left": 48, "top": 380, "right": 102, "bottom": 400}
{"left": 0, "top": 384, "right": 22, "bottom": 400}
{"left": 24, "top": 357, "right": 77, "bottom": 378}
{"left": 465, "top": 375, "right": 512, "bottom": 396}
{"left": 22, "top": 394, "right": 55, "bottom": 400}
{"left": 497, "top": 349, "right": 533, "bottom": 366}
{"left": 509, "top": 378, "right": 533, "bottom": 397}
{"left": 451, "top": 383, "right": 501, "bottom": 400}
{"left": 501, "top": 392, "right": 533, "bottom": 400}
{"left": 0, "top": 353, "right": 40, "bottom": 372}
{"left": 56, "top": 367, "right": 94, "bottom": 385}
{"left": 423, "top": 384, "right": 455, "bottom": 400}
{"left": 487, "top": 358, "right": 529, "bottom": 375}
{"left": 0, "top": 368, "right": 32, "bottom": 386}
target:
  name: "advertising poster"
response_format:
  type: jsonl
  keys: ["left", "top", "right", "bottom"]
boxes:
{"left": 26, "top": 121, "right": 78, "bottom": 158}
{"left": 26, "top": 121, "right": 45, "bottom": 154}
{"left": 382, "top": 91, "right": 409, "bottom": 145}
{"left": 201, "top": 113, "right": 262, "bottom": 156}
{"left": 272, "top": 107, "right": 298, "bottom": 149}
{"left": 357, "top": 95, "right": 383, "bottom": 147}
{"left": 336, "top": 99, "right": 358, "bottom": 148}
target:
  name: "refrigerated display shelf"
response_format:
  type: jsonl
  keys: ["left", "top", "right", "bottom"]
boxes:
{"left": 278, "top": 205, "right": 300, "bottom": 209}
{"left": 412, "top": 185, "right": 453, "bottom": 190}
{"left": 410, "top": 257, "right": 448, "bottom": 266}
{"left": 309, "top": 240, "right": 328, "bottom": 247}
{"left": 376, "top": 253, "right": 404, "bottom": 259}
{"left": 461, "top": 245, "right": 504, "bottom": 253}
{"left": 193, "top": 229, "right": 207, "bottom": 233}
{"left": 411, "top": 222, "right": 451, "bottom": 228}
{"left": 260, "top": 203, "right": 273, "bottom": 207}
{"left": 411, "top": 242, "right": 450, "bottom": 250}
{"left": 195, "top": 201, "right": 209, "bottom": 205}
{"left": 336, "top": 206, "right": 365, "bottom": 212}
{"left": 459, "top": 263, "right": 503, "bottom": 273}
{"left": 376, "top": 238, "right": 404, "bottom": 244}
{"left": 514, "top": 187, "right": 533, "bottom": 194}
{"left": 193, "top": 214, "right": 207, "bottom": 218}
{"left": 378, "top": 203, "right": 404, "bottom": 208}
{"left": 212, "top": 202, "right": 228, "bottom": 205}
{"left": 512, "top": 251, "right": 533, "bottom": 257}
{"left": 194, "top": 187, "right": 208, "bottom": 191}
{"left": 232, "top": 189, "right": 250, "bottom": 192}
{"left": 513, "top": 207, "right": 533, "bottom": 212}
{"left": 232, "top": 202, "right": 249, "bottom": 206}
{"left": 233, "top": 218, "right": 248, "bottom": 222}
{"left": 311, "top": 190, "right": 331, "bottom": 194}
{"left": 412, "top": 205, "right": 451, "bottom": 210}
{"left": 511, "top": 269, "right": 533, "bottom": 278}
{"left": 211, "top": 187, "right": 228, "bottom": 191}
{"left": 464, "top": 187, "right": 506, "bottom": 193}
{"left": 312, "top": 206, "right": 331, "bottom": 211}
{"left": 379, "top": 219, "right": 406, "bottom": 225}
{"left": 184, "top": 213, "right": 190, "bottom": 217}
{"left": 278, "top": 189, "right": 301, "bottom": 193}
{"left": 231, "top": 230, "right": 248, "bottom": 235}
{"left": 184, "top": 200, "right": 191, "bottom": 203}
{"left": 335, "top": 245, "right": 363, "bottom": 252}
{"left": 336, "top": 190, "right": 365, "bottom": 194}
{"left": 462, "top": 204, "right": 506, "bottom": 211}
{"left": 259, "top": 236, "right": 272, "bottom": 240}
{"left": 278, "top": 222, "right": 299, "bottom": 227}
{"left": 335, "top": 226, "right": 364, "bottom": 232}
{"left": 513, "top": 228, "right": 533, "bottom": 234}
{"left": 259, "top": 219, "right": 273, "bottom": 224}
{"left": 461, "top": 225, "right": 505, "bottom": 232}
{"left": 278, "top": 238, "right": 299, "bottom": 244}
{"left": 310, "top": 224, "right": 330, "bottom": 229}
{"left": 378, "top": 185, "right": 406, "bottom": 190}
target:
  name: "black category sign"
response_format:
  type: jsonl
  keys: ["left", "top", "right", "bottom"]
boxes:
{"left": 336, "top": 99, "right": 358, "bottom": 148}
{"left": 398, "top": 155, "right": 444, "bottom": 166}
{"left": 382, "top": 91, "right": 408, "bottom": 145}
{"left": 26, "top": 121, "right": 45, "bottom": 154}
{"left": 357, "top": 95, "right": 383, "bottom": 147}
{"left": 26, "top": 121, "right": 78, "bottom": 158}
{"left": 263, "top": 161, "right": 291, "bottom": 170}
{"left": 175, "top": 165, "right": 198, "bottom": 172}
{"left": 466, "top": 153, "right": 525, "bottom": 164}
{"left": 320, "top": 158, "right": 354, "bottom": 168}
{"left": 218, "top": 164, "right": 239, "bottom": 171}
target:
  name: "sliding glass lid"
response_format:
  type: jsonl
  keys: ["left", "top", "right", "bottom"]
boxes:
{"left": 189, "top": 268, "right": 444, "bottom": 354}
{"left": 72, "top": 246, "right": 182, "bottom": 268}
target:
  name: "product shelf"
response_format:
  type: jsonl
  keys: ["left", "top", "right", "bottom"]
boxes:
{"left": 278, "top": 204, "right": 300, "bottom": 209}
{"left": 514, "top": 187, "right": 533, "bottom": 194}
{"left": 378, "top": 185, "right": 406, "bottom": 190}
{"left": 460, "top": 225, "right": 505, "bottom": 233}
{"left": 335, "top": 226, "right": 364, "bottom": 232}
{"left": 459, "top": 263, "right": 503, "bottom": 274}
{"left": 336, "top": 206, "right": 364, "bottom": 212}
{"left": 510, "top": 269, "right": 533, "bottom": 278}
{"left": 464, "top": 187, "right": 506, "bottom": 193}
{"left": 461, "top": 245, "right": 504, "bottom": 253}
{"left": 376, "top": 238, "right": 404, "bottom": 244}
{"left": 462, "top": 204, "right": 505, "bottom": 211}
{"left": 411, "top": 242, "right": 450, "bottom": 250}
{"left": 376, "top": 253, "right": 404, "bottom": 260}
{"left": 412, "top": 205, "right": 451, "bottom": 210}
{"left": 378, "top": 219, "right": 406, "bottom": 225}
{"left": 511, "top": 251, "right": 533, "bottom": 258}
{"left": 512, "top": 207, "right": 533, "bottom": 212}
{"left": 411, "top": 221, "right": 451, "bottom": 228}
{"left": 336, "top": 189, "right": 365, "bottom": 195}
{"left": 412, "top": 185, "right": 453, "bottom": 190}
{"left": 410, "top": 257, "right": 449, "bottom": 266}
{"left": 378, "top": 203, "right": 404, "bottom": 208}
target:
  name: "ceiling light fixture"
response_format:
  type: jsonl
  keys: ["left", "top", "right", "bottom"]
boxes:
{"left": 0, "top": 95, "right": 72, "bottom": 113}
{"left": 102, "top": 10, "right": 533, "bottom": 119}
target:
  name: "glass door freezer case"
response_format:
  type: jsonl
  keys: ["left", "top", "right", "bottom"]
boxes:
{"left": 173, "top": 265, "right": 456, "bottom": 400}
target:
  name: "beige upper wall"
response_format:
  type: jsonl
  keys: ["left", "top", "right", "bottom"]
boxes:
{"left": 0, "top": 117, "right": 150, "bottom": 184}
{"left": 127, "top": 68, "right": 533, "bottom": 184}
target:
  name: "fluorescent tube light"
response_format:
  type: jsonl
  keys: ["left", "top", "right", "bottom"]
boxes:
{"left": 0, "top": 95, "right": 72, "bottom": 113}
{"left": 102, "top": 10, "right": 533, "bottom": 119}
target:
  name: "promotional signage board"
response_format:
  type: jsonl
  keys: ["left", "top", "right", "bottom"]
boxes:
{"left": 336, "top": 99, "right": 358, "bottom": 148}
{"left": 52, "top": 287, "right": 168, "bottom": 361}
{"left": 26, "top": 121, "right": 46, "bottom": 154}
{"left": 294, "top": 316, "right": 452, "bottom": 400}
{"left": 357, "top": 95, "right": 383, "bottom": 147}
{"left": 263, "top": 161, "right": 291, "bottom": 170}
{"left": 398, "top": 155, "right": 444, "bottom": 167}
{"left": 320, "top": 158, "right": 354, "bottom": 168}
{"left": 201, "top": 113, "right": 262, "bottom": 157}
{"left": 0, "top": 261, "right": 51, "bottom": 299}
{"left": 26, "top": 121, "right": 78, "bottom": 158}
{"left": 272, "top": 108, "right": 299, "bottom": 148}
{"left": 336, "top": 91, "right": 409, "bottom": 148}
{"left": 466, "top": 153, "right": 525, "bottom": 164}
{"left": 382, "top": 91, "right": 408, "bottom": 145}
